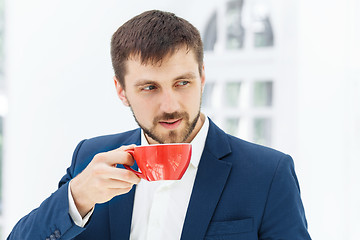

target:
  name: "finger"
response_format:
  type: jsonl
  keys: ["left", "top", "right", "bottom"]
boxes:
{"left": 108, "top": 187, "right": 133, "bottom": 197}
{"left": 108, "top": 167, "right": 141, "bottom": 185}
{"left": 103, "top": 178, "right": 135, "bottom": 189}
{"left": 108, "top": 144, "right": 137, "bottom": 165}
{"left": 99, "top": 187, "right": 134, "bottom": 203}
{"left": 119, "top": 144, "right": 137, "bottom": 151}
{"left": 94, "top": 146, "right": 136, "bottom": 166}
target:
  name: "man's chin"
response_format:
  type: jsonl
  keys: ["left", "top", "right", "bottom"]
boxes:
{"left": 145, "top": 129, "right": 185, "bottom": 144}
{"left": 156, "top": 132, "right": 182, "bottom": 144}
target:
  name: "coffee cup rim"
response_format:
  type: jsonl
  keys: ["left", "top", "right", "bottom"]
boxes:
{"left": 135, "top": 143, "right": 191, "bottom": 148}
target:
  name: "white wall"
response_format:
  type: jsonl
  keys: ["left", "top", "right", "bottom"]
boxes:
{"left": 297, "top": 0, "right": 360, "bottom": 239}
{"left": 2, "top": 0, "right": 176, "bottom": 236}
{"left": 2, "top": 0, "right": 360, "bottom": 239}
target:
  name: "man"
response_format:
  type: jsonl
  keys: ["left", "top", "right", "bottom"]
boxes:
{"left": 8, "top": 10, "right": 311, "bottom": 240}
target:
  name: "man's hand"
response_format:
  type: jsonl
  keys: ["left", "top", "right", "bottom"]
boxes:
{"left": 70, "top": 144, "right": 140, "bottom": 217}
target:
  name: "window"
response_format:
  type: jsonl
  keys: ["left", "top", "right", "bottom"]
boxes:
{"left": 203, "top": 12, "right": 217, "bottom": 51}
{"left": 252, "top": 2, "right": 273, "bottom": 47}
{"left": 226, "top": 0, "right": 245, "bottom": 49}
{"left": 253, "top": 81, "right": 273, "bottom": 107}
{"left": 202, "top": 0, "right": 275, "bottom": 147}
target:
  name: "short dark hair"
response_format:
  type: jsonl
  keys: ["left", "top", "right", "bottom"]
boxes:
{"left": 111, "top": 10, "right": 204, "bottom": 87}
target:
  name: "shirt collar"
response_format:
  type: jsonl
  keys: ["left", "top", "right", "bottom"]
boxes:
{"left": 140, "top": 114, "right": 209, "bottom": 169}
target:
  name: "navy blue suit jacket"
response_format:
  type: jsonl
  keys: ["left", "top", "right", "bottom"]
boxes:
{"left": 8, "top": 119, "right": 311, "bottom": 239}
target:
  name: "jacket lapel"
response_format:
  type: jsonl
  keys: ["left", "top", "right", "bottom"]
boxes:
{"left": 109, "top": 188, "right": 136, "bottom": 240}
{"left": 181, "top": 119, "right": 232, "bottom": 239}
{"left": 109, "top": 129, "right": 141, "bottom": 240}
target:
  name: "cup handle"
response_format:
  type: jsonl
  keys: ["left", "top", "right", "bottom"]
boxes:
{"left": 124, "top": 149, "right": 146, "bottom": 180}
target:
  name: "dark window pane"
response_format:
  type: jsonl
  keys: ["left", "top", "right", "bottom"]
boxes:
{"left": 224, "top": 82, "right": 241, "bottom": 108}
{"left": 252, "top": 2, "right": 274, "bottom": 47}
{"left": 226, "top": 0, "right": 245, "bottom": 49}
{"left": 225, "top": 117, "right": 240, "bottom": 136}
{"left": 203, "top": 11, "right": 218, "bottom": 51}
{"left": 253, "top": 118, "right": 271, "bottom": 146}
{"left": 202, "top": 82, "right": 215, "bottom": 108}
{"left": 253, "top": 81, "right": 273, "bottom": 107}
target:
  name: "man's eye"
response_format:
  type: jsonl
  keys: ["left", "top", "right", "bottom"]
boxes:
{"left": 143, "top": 85, "right": 157, "bottom": 91}
{"left": 177, "top": 81, "right": 190, "bottom": 86}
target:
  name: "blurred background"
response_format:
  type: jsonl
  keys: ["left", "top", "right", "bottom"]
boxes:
{"left": 0, "top": 0, "right": 359, "bottom": 239}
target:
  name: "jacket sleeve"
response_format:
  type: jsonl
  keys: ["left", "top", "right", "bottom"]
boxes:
{"left": 7, "top": 140, "right": 87, "bottom": 240}
{"left": 258, "top": 155, "right": 312, "bottom": 239}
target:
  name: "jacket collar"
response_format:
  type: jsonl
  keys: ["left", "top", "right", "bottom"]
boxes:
{"left": 180, "top": 118, "right": 233, "bottom": 239}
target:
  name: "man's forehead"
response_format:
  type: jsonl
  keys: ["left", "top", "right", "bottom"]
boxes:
{"left": 127, "top": 46, "right": 194, "bottom": 67}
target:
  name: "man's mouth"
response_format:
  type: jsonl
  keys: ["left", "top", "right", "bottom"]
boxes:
{"left": 158, "top": 119, "right": 182, "bottom": 130}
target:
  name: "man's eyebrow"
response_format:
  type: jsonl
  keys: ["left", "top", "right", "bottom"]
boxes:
{"left": 174, "top": 72, "right": 197, "bottom": 80}
{"left": 134, "top": 80, "right": 157, "bottom": 87}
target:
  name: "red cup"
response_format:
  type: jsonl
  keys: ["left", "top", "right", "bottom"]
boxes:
{"left": 124, "top": 143, "right": 192, "bottom": 181}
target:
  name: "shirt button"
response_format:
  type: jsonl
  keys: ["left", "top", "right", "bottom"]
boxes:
{"left": 54, "top": 230, "right": 61, "bottom": 238}
{"left": 50, "top": 234, "right": 56, "bottom": 240}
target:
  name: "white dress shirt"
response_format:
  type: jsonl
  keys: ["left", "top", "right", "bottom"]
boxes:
{"left": 69, "top": 116, "right": 209, "bottom": 240}
{"left": 130, "top": 117, "right": 209, "bottom": 240}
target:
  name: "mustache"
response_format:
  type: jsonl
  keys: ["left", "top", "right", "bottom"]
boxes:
{"left": 153, "top": 112, "right": 189, "bottom": 123}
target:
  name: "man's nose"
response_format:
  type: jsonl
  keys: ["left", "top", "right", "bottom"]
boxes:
{"left": 159, "top": 90, "right": 181, "bottom": 113}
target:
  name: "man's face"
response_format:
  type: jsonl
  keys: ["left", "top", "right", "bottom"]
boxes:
{"left": 115, "top": 47, "right": 205, "bottom": 144}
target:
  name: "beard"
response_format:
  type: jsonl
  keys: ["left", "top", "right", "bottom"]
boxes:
{"left": 130, "top": 108, "right": 201, "bottom": 144}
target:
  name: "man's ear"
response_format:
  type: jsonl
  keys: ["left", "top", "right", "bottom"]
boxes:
{"left": 200, "top": 64, "right": 206, "bottom": 93}
{"left": 114, "top": 77, "right": 130, "bottom": 107}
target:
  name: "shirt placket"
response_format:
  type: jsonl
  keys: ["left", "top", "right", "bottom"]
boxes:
{"left": 146, "top": 181, "right": 175, "bottom": 240}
